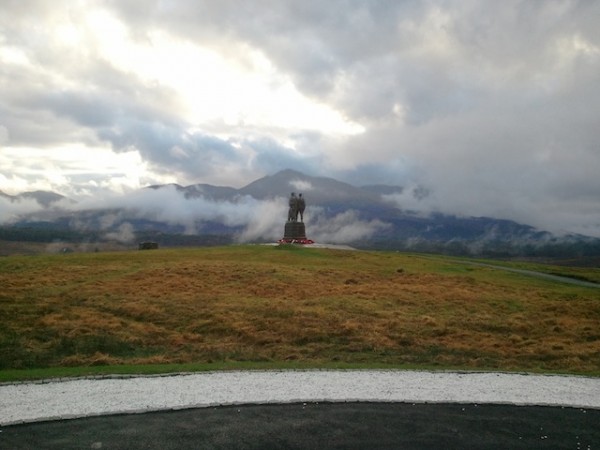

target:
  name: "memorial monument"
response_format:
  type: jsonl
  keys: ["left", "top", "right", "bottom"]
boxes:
{"left": 280, "top": 192, "right": 313, "bottom": 244}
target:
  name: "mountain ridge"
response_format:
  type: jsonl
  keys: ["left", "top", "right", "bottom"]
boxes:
{"left": 0, "top": 190, "right": 66, "bottom": 207}
{"left": 2, "top": 169, "right": 600, "bottom": 257}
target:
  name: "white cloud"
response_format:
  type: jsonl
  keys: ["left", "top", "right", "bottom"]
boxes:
{"left": 236, "top": 197, "right": 287, "bottom": 242}
{"left": 289, "top": 179, "right": 313, "bottom": 192}
{"left": 104, "top": 222, "right": 136, "bottom": 243}
{"left": 66, "top": 186, "right": 286, "bottom": 240}
{"left": 1, "top": 1, "right": 599, "bottom": 237}
{"left": 0, "top": 126, "right": 9, "bottom": 145}
{"left": 82, "top": 10, "right": 363, "bottom": 136}
{"left": 0, "top": 197, "right": 44, "bottom": 223}
{"left": 310, "top": 210, "right": 390, "bottom": 244}
{"left": 0, "top": 145, "right": 175, "bottom": 198}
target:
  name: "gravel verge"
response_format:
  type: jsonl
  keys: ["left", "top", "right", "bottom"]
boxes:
{"left": 2, "top": 370, "right": 599, "bottom": 426}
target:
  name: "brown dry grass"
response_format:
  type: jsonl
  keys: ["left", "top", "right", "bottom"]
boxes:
{"left": 1, "top": 245, "right": 599, "bottom": 375}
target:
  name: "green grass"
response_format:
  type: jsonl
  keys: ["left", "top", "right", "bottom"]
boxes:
{"left": 3, "top": 360, "right": 590, "bottom": 384}
{"left": 1, "top": 245, "right": 599, "bottom": 381}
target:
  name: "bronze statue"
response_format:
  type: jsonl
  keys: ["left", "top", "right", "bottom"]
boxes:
{"left": 288, "top": 192, "right": 298, "bottom": 221}
{"left": 297, "top": 193, "right": 305, "bottom": 222}
{"left": 287, "top": 192, "right": 306, "bottom": 222}
{"left": 281, "top": 192, "right": 310, "bottom": 243}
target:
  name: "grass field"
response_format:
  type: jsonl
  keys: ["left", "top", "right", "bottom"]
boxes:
{"left": 1, "top": 245, "right": 599, "bottom": 381}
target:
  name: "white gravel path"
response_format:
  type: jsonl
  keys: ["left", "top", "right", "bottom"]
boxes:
{"left": 1, "top": 370, "right": 599, "bottom": 426}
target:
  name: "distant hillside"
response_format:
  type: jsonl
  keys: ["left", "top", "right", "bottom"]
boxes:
{"left": 147, "top": 183, "right": 237, "bottom": 201}
{"left": 1, "top": 190, "right": 65, "bottom": 207}
{"left": 238, "top": 169, "right": 382, "bottom": 207}
{"left": 360, "top": 184, "right": 405, "bottom": 196}
{"left": 3, "top": 169, "right": 600, "bottom": 257}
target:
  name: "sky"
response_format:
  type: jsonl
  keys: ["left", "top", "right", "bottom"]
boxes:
{"left": 1, "top": 0, "right": 599, "bottom": 237}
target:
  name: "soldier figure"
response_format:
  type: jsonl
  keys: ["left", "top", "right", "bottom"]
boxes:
{"left": 282, "top": 191, "right": 310, "bottom": 244}
{"left": 297, "top": 193, "right": 305, "bottom": 222}
{"left": 288, "top": 192, "right": 298, "bottom": 221}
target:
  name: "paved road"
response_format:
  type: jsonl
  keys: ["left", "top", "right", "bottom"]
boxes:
{"left": 2, "top": 370, "right": 599, "bottom": 448}
{"left": 455, "top": 260, "right": 600, "bottom": 289}
{"left": 2, "top": 402, "right": 599, "bottom": 449}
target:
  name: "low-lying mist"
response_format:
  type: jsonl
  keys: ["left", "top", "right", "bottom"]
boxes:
{"left": 1, "top": 186, "right": 387, "bottom": 244}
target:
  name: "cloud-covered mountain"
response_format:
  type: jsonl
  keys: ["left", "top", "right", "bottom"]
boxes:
{"left": 238, "top": 169, "right": 382, "bottom": 206}
{"left": 2, "top": 170, "right": 599, "bottom": 257}
{"left": 2, "top": 2, "right": 600, "bottom": 241}
{"left": 1, "top": 190, "right": 65, "bottom": 207}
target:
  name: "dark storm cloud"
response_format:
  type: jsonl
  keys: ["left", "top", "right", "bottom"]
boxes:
{"left": 99, "top": 122, "right": 240, "bottom": 177}
{"left": 246, "top": 136, "right": 321, "bottom": 176}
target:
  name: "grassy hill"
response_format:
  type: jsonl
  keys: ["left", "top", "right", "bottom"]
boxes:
{"left": 1, "top": 245, "right": 599, "bottom": 381}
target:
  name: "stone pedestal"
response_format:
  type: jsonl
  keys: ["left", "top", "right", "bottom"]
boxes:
{"left": 284, "top": 221, "right": 306, "bottom": 240}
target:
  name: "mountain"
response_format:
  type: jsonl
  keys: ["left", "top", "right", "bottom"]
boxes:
{"left": 0, "top": 190, "right": 65, "bottom": 207}
{"left": 147, "top": 183, "right": 237, "bottom": 201}
{"left": 360, "top": 185, "right": 405, "bottom": 196}
{"left": 238, "top": 169, "right": 382, "bottom": 207}
{"left": 2, "top": 170, "right": 600, "bottom": 258}
{"left": 21, "top": 191, "right": 66, "bottom": 207}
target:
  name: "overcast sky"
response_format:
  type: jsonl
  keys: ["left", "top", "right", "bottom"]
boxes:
{"left": 1, "top": 0, "right": 599, "bottom": 236}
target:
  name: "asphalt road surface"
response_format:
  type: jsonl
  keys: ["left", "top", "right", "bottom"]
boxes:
{"left": 2, "top": 402, "right": 599, "bottom": 449}
{"left": 454, "top": 260, "right": 600, "bottom": 289}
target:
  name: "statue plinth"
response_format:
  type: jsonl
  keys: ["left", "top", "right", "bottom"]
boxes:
{"left": 284, "top": 221, "right": 306, "bottom": 240}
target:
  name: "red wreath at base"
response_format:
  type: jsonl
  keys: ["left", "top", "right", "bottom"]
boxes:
{"left": 277, "top": 238, "right": 315, "bottom": 245}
